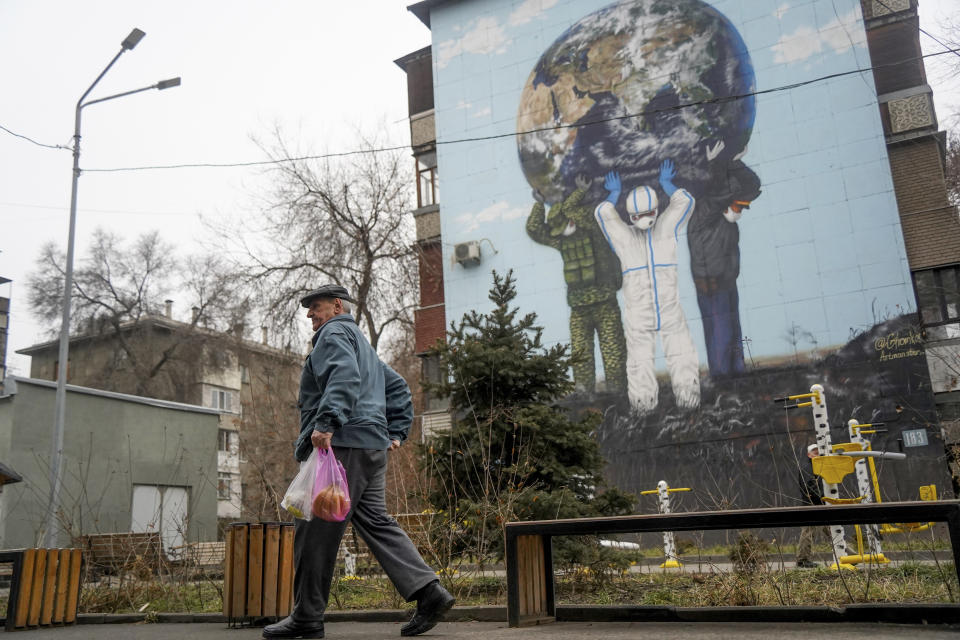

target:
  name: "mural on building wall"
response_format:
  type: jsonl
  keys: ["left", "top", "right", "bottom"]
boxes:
{"left": 431, "top": 0, "right": 948, "bottom": 505}
{"left": 519, "top": 0, "right": 759, "bottom": 410}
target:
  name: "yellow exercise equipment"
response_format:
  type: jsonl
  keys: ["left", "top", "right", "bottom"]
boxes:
{"left": 641, "top": 481, "right": 691, "bottom": 569}
{"left": 881, "top": 484, "right": 938, "bottom": 534}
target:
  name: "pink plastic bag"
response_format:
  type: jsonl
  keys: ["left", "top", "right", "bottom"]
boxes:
{"left": 312, "top": 448, "right": 351, "bottom": 522}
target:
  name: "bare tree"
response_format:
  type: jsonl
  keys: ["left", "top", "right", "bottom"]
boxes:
{"left": 26, "top": 228, "right": 245, "bottom": 400}
{"left": 235, "top": 353, "right": 302, "bottom": 522}
{"left": 219, "top": 131, "right": 418, "bottom": 351}
{"left": 30, "top": 229, "right": 174, "bottom": 331}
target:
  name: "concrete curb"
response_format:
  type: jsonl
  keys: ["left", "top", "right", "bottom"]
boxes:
{"left": 75, "top": 606, "right": 508, "bottom": 625}
{"left": 71, "top": 603, "right": 960, "bottom": 626}
{"left": 555, "top": 604, "right": 960, "bottom": 625}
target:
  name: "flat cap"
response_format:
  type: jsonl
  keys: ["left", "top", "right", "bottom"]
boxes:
{"left": 300, "top": 284, "right": 356, "bottom": 308}
{"left": 807, "top": 443, "right": 819, "bottom": 453}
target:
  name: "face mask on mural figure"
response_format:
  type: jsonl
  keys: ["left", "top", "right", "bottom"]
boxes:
{"left": 626, "top": 185, "right": 659, "bottom": 230}
{"left": 722, "top": 200, "right": 751, "bottom": 223}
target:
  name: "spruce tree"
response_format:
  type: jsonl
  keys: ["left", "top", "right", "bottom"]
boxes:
{"left": 420, "top": 270, "right": 634, "bottom": 561}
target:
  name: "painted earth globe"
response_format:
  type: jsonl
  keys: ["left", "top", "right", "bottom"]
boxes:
{"left": 516, "top": 0, "right": 756, "bottom": 205}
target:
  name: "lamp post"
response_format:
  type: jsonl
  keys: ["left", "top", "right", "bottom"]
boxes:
{"left": 44, "top": 28, "right": 180, "bottom": 547}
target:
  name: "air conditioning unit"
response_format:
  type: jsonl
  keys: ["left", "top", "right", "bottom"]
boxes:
{"left": 454, "top": 241, "right": 481, "bottom": 266}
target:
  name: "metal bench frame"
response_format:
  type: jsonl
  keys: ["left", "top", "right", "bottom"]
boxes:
{"left": 505, "top": 500, "right": 960, "bottom": 627}
{"left": 0, "top": 549, "right": 26, "bottom": 631}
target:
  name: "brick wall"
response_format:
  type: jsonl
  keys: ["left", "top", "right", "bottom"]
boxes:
{"left": 415, "top": 240, "right": 446, "bottom": 353}
{"left": 887, "top": 137, "right": 960, "bottom": 269}
{"left": 418, "top": 241, "right": 444, "bottom": 306}
{"left": 415, "top": 306, "right": 446, "bottom": 354}
{"left": 864, "top": 14, "right": 925, "bottom": 96}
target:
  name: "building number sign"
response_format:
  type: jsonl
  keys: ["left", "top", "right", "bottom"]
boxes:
{"left": 902, "top": 429, "right": 928, "bottom": 448}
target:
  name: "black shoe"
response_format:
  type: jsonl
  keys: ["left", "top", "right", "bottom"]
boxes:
{"left": 263, "top": 616, "right": 324, "bottom": 639}
{"left": 796, "top": 559, "right": 819, "bottom": 568}
{"left": 401, "top": 581, "right": 455, "bottom": 637}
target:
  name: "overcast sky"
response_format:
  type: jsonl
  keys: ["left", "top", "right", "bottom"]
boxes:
{"left": 1, "top": 0, "right": 957, "bottom": 377}
{"left": 0, "top": 1, "right": 432, "bottom": 375}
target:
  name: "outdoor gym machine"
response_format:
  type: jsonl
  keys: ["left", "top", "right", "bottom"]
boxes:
{"left": 776, "top": 384, "right": 908, "bottom": 570}
{"left": 776, "top": 384, "right": 853, "bottom": 569}
{"left": 834, "top": 419, "right": 893, "bottom": 565}
{"left": 844, "top": 420, "right": 937, "bottom": 536}
{"left": 640, "top": 480, "right": 691, "bottom": 568}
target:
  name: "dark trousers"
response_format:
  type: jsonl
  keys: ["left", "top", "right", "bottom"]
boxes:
{"left": 696, "top": 287, "right": 745, "bottom": 377}
{"left": 291, "top": 447, "right": 437, "bottom": 623}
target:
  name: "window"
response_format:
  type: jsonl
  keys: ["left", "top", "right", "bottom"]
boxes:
{"left": 421, "top": 354, "right": 450, "bottom": 413}
{"left": 240, "top": 365, "right": 250, "bottom": 384}
{"left": 219, "top": 429, "right": 241, "bottom": 455}
{"left": 210, "top": 389, "right": 234, "bottom": 412}
{"left": 914, "top": 265, "right": 960, "bottom": 340}
{"left": 218, "top": 429, "right": 233, "bottom": 452}
{"left": 416, "top": 154, "right": 438, "bottom": 208}
{"left": 217, "top": 472, "right": 232, "bottom": 500}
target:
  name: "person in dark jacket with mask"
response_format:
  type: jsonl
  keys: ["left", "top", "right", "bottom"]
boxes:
{"left": 264, "top": 285, "right": 453, "bottom": 639}
{"left": 687, "top": 160, "right": 761, "bottom": 377}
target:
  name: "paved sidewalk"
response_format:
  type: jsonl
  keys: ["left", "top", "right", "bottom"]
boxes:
{"left": 4, "top": 620, "right": 960, "bottom": 639}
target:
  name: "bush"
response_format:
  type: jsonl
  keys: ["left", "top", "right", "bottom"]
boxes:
{"left": 729, "top": 533, "right": 769, "bottom": 574}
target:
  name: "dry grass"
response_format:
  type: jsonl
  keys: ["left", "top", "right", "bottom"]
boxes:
{"left": 41, "top": 563, "right": 953, "bottom": 614}
{"left": 78, "top": 578, "right": 223, "bottom": 614}
{"left": 558, "top": 563, "right": 958, "bottom": 606}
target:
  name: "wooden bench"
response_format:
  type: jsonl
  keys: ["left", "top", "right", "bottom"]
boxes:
{"left": 76, "top": 532, "right": 161, "bottom": 575}
{"left": 170, "top": 541, "right": 226, "bottom": 572}
{"left": 0, "top": 548, "right": 82, "bottom": 631}
{"left": 505, "top": 500, "right": 960, "bottom": 627}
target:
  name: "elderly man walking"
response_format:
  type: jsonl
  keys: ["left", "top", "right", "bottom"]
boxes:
{"left": 263, "top": 285, "right": 454, "bottom": 639}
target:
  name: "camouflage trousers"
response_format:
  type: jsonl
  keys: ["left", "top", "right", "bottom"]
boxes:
{"left": 796, "top": 525, "right": 830, "bottom": 563}
{"left": 569, "top": 298, "right": 627, "bottom": 394}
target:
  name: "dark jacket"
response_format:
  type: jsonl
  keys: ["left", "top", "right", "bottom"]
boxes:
{"left": 687, "top": 160, "right": 761, "bottom": 286}
{"left": 799, "top": 466, "right": 822, "bottom": 506}
{"left": 295, "top": 314, "right": 413, "bottom": 460}
{"left": 687, "top": 196, "right": 741, "bottom": 285}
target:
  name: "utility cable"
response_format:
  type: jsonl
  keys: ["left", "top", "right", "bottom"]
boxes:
{"left": 5, "top": 47, "right": 958, "bottom": 173}
{"left": 0, "top": 124, "right": 69, "bottom": 151}
{"left": 81, "top": 47, "right": 960, "bottom": 174}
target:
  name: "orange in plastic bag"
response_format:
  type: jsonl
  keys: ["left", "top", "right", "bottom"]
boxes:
{"left": 312, "top": 449, "right": 351, "bottom": 521}
{"left": 313, "top": 484, "right": 349, "bottom": 521}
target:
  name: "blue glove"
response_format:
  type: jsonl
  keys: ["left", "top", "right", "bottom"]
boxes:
{"left": 603, "top": 171, "right": 621, "bottom": 204}
{"left": 659, "top": 159, "right": 677, "bottom": 197}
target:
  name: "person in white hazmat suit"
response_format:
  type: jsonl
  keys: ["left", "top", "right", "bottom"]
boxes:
{"left": 593, "top": 160, "right": 700, "bottom": 413}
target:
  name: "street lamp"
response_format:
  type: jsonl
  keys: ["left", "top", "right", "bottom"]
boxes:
{"left": 44, "top": 28, "right": 181, "bottom": 547}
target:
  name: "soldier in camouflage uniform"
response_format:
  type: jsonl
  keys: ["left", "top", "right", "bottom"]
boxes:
{"left": 526, "top": 176, "right": 627, "bottom": 394}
